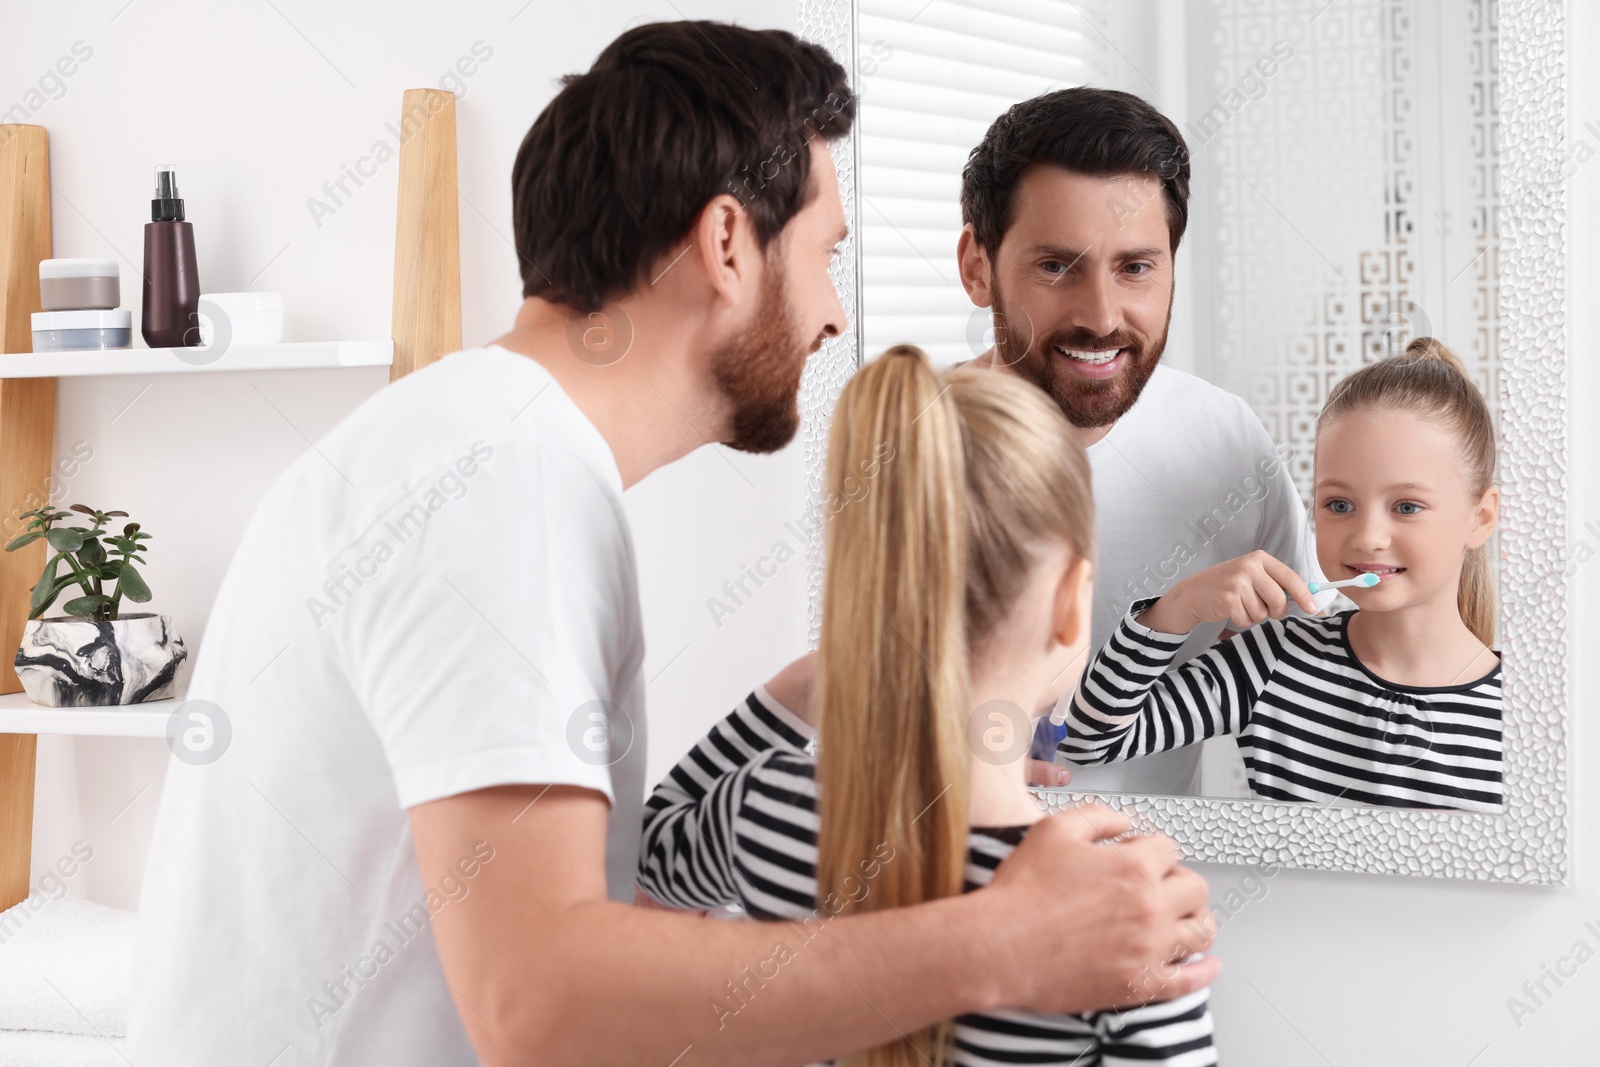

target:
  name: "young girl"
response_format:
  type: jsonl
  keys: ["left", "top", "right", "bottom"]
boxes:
{"left": 637, "top": 347, "right": 1217, "bottom": 1066}
{"left": 1060, "top": 337, "right": 1503, "bottom": 812}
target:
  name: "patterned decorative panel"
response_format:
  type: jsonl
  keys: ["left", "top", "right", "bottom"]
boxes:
{"left": 1462, "top": 0, "right": 1501, "bottom": 409}
{"left": 1203, "top": 0, "right": 1500, "bottom": 501}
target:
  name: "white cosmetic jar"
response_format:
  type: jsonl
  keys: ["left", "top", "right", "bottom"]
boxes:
{"left": 197, "top": 292, "right": 285, "bottom": 346}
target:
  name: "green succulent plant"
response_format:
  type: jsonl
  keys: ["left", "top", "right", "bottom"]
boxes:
{"left": 4, "top": 505, "right": 154, "bottom": 622}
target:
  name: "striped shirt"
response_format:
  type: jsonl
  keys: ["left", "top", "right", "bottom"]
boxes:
{"left": 1063, "top": 601, "right": 1504, "bottom": 811}
{"left": 639, "top": 687, "right": 1217, "bottom": 1067}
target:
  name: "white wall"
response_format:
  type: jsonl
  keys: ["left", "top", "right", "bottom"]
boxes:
{"left": 6, "top": 0, "right": 807, "bottom": 911}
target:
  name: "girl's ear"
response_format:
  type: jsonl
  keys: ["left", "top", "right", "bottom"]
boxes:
{"left": 1052, "top": 556, "right": 1094, "bottom": 651}
{"left": 1466, "top": 485, "right": 1501, "bottom": 550}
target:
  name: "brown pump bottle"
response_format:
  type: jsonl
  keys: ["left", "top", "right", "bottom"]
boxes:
{"left": 141, "top": 164, "right": 201, "bottom": 348}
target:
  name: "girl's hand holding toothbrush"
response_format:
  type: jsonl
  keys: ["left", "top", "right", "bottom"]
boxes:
{"left": 1137, "top": 550, "right": 1320, "bottom": 635}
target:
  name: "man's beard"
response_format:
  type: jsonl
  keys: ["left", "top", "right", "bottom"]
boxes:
{"left": 713, "top": 259, "right": 818, "bottom": 454}
{"left": 989, "top": 274, "right": 1169, "bottom": 429}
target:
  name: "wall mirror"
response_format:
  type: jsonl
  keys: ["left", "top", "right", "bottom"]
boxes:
{"left": 795, "top": 0, "right": 1566, "bottom": 882}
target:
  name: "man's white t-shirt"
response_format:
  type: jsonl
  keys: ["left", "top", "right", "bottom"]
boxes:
{"left": 1053, "top": 365, "right": 1318, "bottom": 796}
{"left": 128, "top": 347, "right": 647, "bottom": 1066}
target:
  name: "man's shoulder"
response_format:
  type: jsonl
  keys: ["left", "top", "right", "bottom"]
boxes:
{"left": 358, "top": 346, "right": 552, "bottom": 430}
{"left": 1140, "top": 364, "right": 1256, "bottom": 416}
{"left": 1127, "top": 366, "right": 1272, "bottom": 445}
{"left": 329, "top": 347, "right": 611, "bottom": 484}
{"left": 264, "top": 346, "right": 624, "bottom": 552}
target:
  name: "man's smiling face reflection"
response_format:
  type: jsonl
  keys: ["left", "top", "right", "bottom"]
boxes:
{"left": 973, "top": 166, "right": 1175, "bottom": 438}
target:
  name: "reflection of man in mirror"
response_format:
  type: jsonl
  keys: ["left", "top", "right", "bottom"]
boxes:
{"left": 957, "top": 88, "right": 1319, "bottom": 797}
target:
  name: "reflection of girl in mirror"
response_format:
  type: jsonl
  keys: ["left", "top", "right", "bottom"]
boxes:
{"left": 1061, "top": 337, "right": 1503, "bottom": 812}
{"left": 638, "top": 346, "right": 1218, "bottom": 1065}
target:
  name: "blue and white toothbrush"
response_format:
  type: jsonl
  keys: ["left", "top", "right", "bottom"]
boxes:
{"left": 1307, "top": 572, "right": 1380, "bottom": 595}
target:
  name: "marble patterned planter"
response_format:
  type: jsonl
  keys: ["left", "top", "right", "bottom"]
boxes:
{"left": 14, "top": 614, "right": 187, "bottom": 707}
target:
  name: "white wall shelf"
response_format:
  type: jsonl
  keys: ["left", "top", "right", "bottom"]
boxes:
{"left": 0, "top": 339, "right": 393, "bottom": 379}
{"left": 0, "top": 690, "right": 172, "bottom": 737}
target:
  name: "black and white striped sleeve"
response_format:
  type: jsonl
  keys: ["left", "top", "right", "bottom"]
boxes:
{"left": 1097, "top": 986, "right": 1216, "bottom": 1065}
{"left": 637, "top": 687, "right": 814, "bottom": 909}
{"left": 1061, "top": 598, "right": 1283, "bottom": 766}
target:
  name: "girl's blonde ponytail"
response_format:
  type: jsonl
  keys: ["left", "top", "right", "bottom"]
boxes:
{"left": 817, "top": 345, "right": 970, "bottom": 1067}
{"left": 816, "top": 345, "right": 1094, "bottom": 1067}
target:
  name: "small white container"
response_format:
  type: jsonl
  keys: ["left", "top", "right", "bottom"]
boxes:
{"left": 32, "top": 309, "right": 133, "bottom": 352}
{"left": 39, "top": 258, "right": 120, "bottom": 310}
{"left": 197, "top": 292, "right": 284, "bottom": 346}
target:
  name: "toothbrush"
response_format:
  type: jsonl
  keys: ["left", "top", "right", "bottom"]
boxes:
{"left": 1307, "top": 572, "right": 1381, "bottom": 594}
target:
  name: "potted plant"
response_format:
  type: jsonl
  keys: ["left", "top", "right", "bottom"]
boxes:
{"left": 4, "top": 505, "right": 186, "bottom": 707}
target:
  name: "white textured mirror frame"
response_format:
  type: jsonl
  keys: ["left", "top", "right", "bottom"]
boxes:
{"left": 794, "top": 0, "right": 1567, "bottom": 883}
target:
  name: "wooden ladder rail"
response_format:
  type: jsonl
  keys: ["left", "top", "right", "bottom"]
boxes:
{"left": 0, "top": 123, "right": 55, "bottom": 913}
{"left": 391, "top": 88, "right": 462, "bottom": 381}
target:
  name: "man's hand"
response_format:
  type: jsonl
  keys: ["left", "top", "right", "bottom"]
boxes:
{"left": 1139, "top": 549, "right": 1318, "bottom": 635}
{"left": 985, "top": 802, "right": 1218, "bottom": 1014}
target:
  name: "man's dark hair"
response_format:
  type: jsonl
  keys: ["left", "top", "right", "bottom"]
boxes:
{"left": 961, "top": 87, "right": 1190, "bottom": 257}
{"left": 512, "top": 22, "right": 854, "bottom": 313}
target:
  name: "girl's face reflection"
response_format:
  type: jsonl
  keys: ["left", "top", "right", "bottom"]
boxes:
{"left": 1313, "top": 408, "right": 1497, "bottom": 616}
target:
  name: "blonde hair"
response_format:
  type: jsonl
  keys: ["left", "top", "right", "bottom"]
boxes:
{"left": 815, "top": 345, "right": 1094, "bottom": 1067}
{"left": 1316, "top": 336, "right": 1497, "bottom": 645}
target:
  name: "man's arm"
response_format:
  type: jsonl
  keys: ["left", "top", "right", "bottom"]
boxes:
{"left": 412, "top": 785, "right": 1218, "bottom": 1067}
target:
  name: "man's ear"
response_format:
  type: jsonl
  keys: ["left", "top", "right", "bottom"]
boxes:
{"left": 1466, "top": 485, "right": 1500, "bottom": 550}
{"left": 1052, "top": 556, "right": 1094, "bottom": 651}
{"left": 956, "top": 224, "right": 994, "bottom": 307}
{"left": 686, "top": 193, "right": 761, "bottom": 307}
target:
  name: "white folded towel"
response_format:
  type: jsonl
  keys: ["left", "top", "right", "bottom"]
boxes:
{"left": 0, "top": 1029, "right": 128, "bottom": 1067}
{"left": 0, "top": 895, "right": 134, "bottom": 1038}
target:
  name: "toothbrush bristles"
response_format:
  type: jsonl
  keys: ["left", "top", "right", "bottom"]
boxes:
{"left": 1307, "top": 571, "right": 1382, "bottom": 594}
